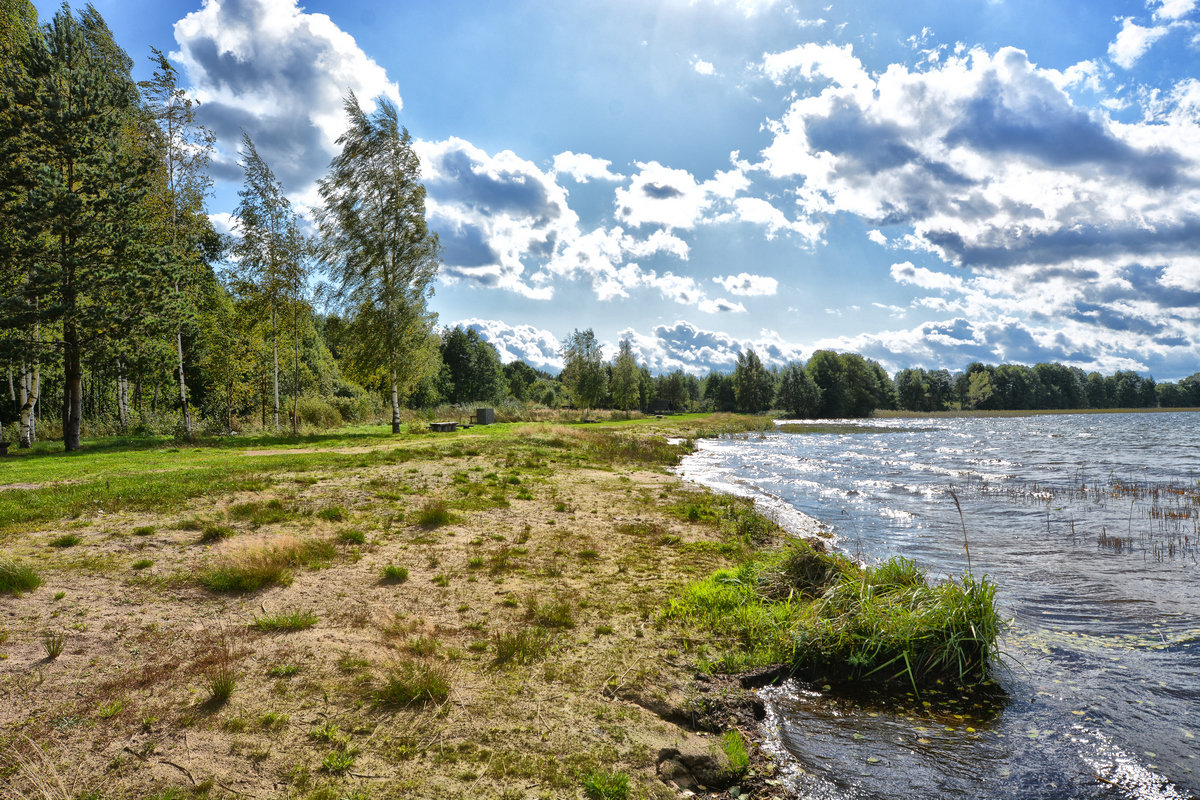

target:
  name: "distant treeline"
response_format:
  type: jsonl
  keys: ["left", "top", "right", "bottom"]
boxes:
{"left": 553, "top": 332, "right": 1200, "bottom": 418}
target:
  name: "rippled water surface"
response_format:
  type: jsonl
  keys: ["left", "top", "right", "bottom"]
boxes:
{"left": 678, "top": 412, "right": 1200, "bottom": 800}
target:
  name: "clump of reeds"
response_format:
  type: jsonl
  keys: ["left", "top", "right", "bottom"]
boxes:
{"left": 666, "top": 535, "right": 1003, "bottom": 689}
{"left": 201, "top": 630, "right": 239, "bottom": 704}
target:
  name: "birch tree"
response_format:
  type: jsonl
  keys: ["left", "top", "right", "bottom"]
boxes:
{"left": 317, "top": 94, "right": 440, "bottom": 433}
{"left": 230, "top": 134, "right": 309, "bottom": 432}
{"left": 139, "top": 48, "right": 215, "bottom": 439}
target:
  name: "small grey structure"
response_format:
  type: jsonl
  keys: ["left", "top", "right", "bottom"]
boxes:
{"left": 476, "top": 408, "right": 495, "bottom": 425}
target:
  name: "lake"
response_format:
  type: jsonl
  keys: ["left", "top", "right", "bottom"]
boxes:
{"left": 678, "top": 411, "right": 1200, "bottom": 800}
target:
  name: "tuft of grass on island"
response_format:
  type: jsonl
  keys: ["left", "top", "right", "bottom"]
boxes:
{"left": 0, "top": 411, "right": 1001, "bottom": 799}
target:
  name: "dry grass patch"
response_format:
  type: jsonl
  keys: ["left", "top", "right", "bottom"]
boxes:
{"left": 199, "top": 535, "right": 336, "bottom": 592}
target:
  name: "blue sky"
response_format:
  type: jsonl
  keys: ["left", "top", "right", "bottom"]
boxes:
{"left": 31, "top": 0, "right": 1200, "bottom": 378}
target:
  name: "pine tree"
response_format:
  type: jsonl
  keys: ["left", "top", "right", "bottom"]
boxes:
{"left": 317, "top": 94, "right": 441, "bottom": 433}
{"left": 1, "top": 5, "right": 159, "bottom": 450}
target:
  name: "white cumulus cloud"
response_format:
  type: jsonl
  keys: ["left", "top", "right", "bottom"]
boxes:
{"left": 712, "top": 272, "right": 779, "bottom": 296}
{"left": 173, "top": 0, "right": 399, "bottom": 193}
{"left": 552, "top": 151, "right": 625, "bottom": 183}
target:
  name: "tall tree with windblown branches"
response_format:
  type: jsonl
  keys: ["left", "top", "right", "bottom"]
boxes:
{"left": 317, "top": 93, "right": 441, "bottom": 433}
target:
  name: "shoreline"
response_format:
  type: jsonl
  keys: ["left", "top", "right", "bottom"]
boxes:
{"left": 1, "top": 415, "right": 809, "bottom": 799}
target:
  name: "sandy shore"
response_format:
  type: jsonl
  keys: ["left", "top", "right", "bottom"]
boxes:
{"left": 1, "top": 420, "right": 805, "bottom": 799}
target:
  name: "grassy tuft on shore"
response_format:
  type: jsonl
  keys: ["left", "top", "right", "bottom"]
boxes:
{"left": 667, "top": 539, "right": 1003, "bottom": 689}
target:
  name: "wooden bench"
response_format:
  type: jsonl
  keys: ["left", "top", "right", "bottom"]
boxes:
{"left": 429, "top": 422, "right": 458, "bottom": 433}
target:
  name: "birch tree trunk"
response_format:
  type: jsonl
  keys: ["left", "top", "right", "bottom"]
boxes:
{"left": 117, "top": 357, "right": 129, "bottom": 430}
{"left": 176, "top": 324, "right": 191, "bottom": 437}
{"left": 18, "top": 361, "right": 39, "bottom": 448}
{"left": 272, "top": 307, "right": 280, "bottom": 432}
{"left": 391, "top": 365, "right": 401, "bottom": 434}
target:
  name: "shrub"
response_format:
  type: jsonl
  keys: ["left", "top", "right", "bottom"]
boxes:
{"left": 0, "top": 559, "right": 42, "bottom": 595}
{"left": 295, "top": 396, "right": 344, "bottom": 429}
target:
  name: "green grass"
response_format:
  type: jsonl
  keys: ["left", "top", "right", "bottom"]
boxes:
{"left": 132, "top": 558, "right": 153, "bottom": 570}
{"left": 41, "top": 630, "right": 65, "bottom": 659}
{"left": 337, "top": 528, "right": 365, "bottom": 545}
{"left": 0, "top": 559, "right": 42, "bottom": 595}
{"left": 666, "top": 540, "right": 1003, "bottom": 689}
{"left": 206, "top": 662, "right": 236, "bottom": 704}
{"left": 267, "top": 663, "right": 300, "bottom": 678}
{"left": 0, "top": 441, "right": 422, "bottom": 534}
{"left": 320, "top": 750, "right": 356, "bottom": 774}
{"left": 48, "top": 533, "right": 82, "bottom": 548}
{"left": 229, "top": 498, "right": 292, "bottom": 526}
{"left": 526, "top": 596, "right": 575, "bottom": 629}
{"left": 96, "top": 699, "right": 126, "bottom": 719}
{"left": 199, "top": 538, "right": 337, "bottom": 593}
{"left": 316, "top": 505, "right": 347, "bottom": 522}
{"left": 493, "top": 627, "right": 556, "bottom": 666}
{"left": 720, "top": 729, "right": 750, "bottom": 778}
{"left": 199, "top": 524, "right": 234, "bottom": 543}
{"left": 414, "top": 500, "right": 455, "bottom": 528}
{"left": 252, "top": 610, "right": 318, "bottom": 631}
{"left": 375, "top": 661, "right": 451, "bottom": 707}
{"left": 381, "top": 564, "right": 409, "bottom": 583}
{"left": 132, "top": 525, "right": 156, "bottom": 536}
{"left": 581, "top": 768, "right": 630, "bottom": 800}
